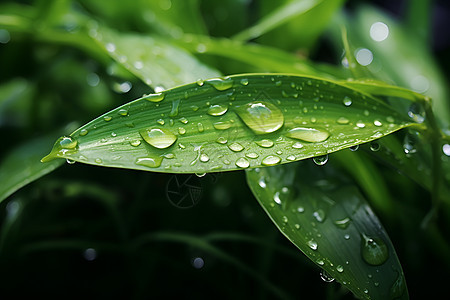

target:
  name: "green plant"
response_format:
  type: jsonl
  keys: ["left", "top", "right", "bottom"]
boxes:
{"left": 1, "top": 0, "right": 449, "bottom": 299}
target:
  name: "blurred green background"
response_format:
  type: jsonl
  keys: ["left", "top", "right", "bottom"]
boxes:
{"left": 1, "top": 0, "right": 449, "bottom": 299}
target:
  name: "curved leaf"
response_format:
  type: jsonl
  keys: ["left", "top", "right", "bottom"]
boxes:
{"left": 246, "top": 162, "right": 408, "bottom": 299}
{"left": 41, "top": 74, "right": 417, "bottom": 173}
{"left": 0, "top": 135, "right": 64, "bottom": 204}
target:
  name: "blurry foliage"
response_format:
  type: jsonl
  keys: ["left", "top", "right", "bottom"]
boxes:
{"left": 0, "top": 0, "right": 449, "bottom": 299}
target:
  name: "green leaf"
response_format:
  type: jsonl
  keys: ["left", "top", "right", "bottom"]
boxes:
{"left": 246, "top": 162, "right": 408, "bottom": 299}
{"left": 41, "top": 74, "right": 417, "bottom": 173}
{"left": 0, "top": 135, "right": 64, "bottom": 204}
{"left": 177, "top": 34, "right": 344, "bottom": 78}
{"left": 233, "top": 0, "right": 322, "bottom": 41}
{"left": 90, "top": 26, "right": 220, "bottom": 89}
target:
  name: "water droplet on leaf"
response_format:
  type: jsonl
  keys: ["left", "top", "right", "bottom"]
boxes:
{"left": 136, "top": 156, "right": 163, "bottom": 168}
{"left": 261, "top": 155, "right": 281, "bottom": 166}
{"left": 139, "top": 128, "right": 177, "bottom": 149}
{"left": 206, "top": 77, "right": 234, "bottom": 91}
{"left": 313, "top": 155, "right": 328, "bottom": 166}
{"left": 286, "top": 127, "right": 329, "bottom": 143}
{"left": 207, "top": 104, "right": 228, "bottom": 116}
{"left": 235, "top": 157, "right": 250, "bottom": 168}
{"left": 235, "top": 101, "right": 284, "bottom": 134}
{"left": 361, "top": 234, "right": 389, "bottom": 266}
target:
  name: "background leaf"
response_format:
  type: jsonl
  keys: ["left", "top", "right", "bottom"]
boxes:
{"left": 246, "top": 161, "right": 408, "bottom": 299}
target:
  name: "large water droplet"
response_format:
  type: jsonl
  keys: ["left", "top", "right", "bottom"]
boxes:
{"left": 403, "top": 131, "right": 419, "bottom": 154}
{"left": 235, "top": 157, "right": 250, "bottom": 168}
{"left": 337, "top": 117, "right": 350, "bottom": 125}
{"left": 361, "top": 234, "right": 389, "bottom": 266}
{"left": 313, "top": 155, "right": 328, "bottom": 166}
{"left": 313, "top": 209, "right": 326, "bottom": 223}
{"left": 206, "top": 77, "right": 234, "bottom": 91}
{"left": 343, "top": 96, "right": 352, "bottom": 106}
{"left": 79, "top": 129, "right": 88, "bottom": 136}
{"left": 144, "top": 92, "right": 165, "bottom": 102}
{"left": 207, "top": 104, "right": 228, "bottom": 116}
{"left": 139, "top": 128, "right": 177, "bottom": 149}
{"left": 334, "top": 217, "right": 351, "bottom": 229}
{"left": 213, "top": 121, "right": 232, "bottom": 130}
{"left": 336, "top": 265, "right": 344, "bottom": 273}
{"left": 307, "top": 239, "right": 318, "bottom": 250}
{"left": 255, "top": 139, "right": 274, "bottom": 148}
{"left": 286, "top": 127, "right": 329, "bottom": 143}
{"left": 228, "top": 142, "right": 244, "bottom": 152}
{"left": 235, "top": 101, "right": 284, "bottom": 134}
{"left": 261, "top": 155, "right": 281, "bottom": 166}
{"left": 136, "top": 156, "right": 163, "bottom": 168}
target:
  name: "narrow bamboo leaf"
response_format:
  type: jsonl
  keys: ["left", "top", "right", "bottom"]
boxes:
{"left": 41, "top": 74, "right": 417, "bottom": 173}
{"left": 233, "top": 0, "right": 321, "bottom": 41}
{"left": 0, "top": 135, "right": 64, "bottom": 204}
{"left": 177, "top": 34, "right": 343, "bottom": 78}
{"left": 89, "top": 26, "right": 220, "bottom": 89}
{"left": 246, "top": 162, "right": 408, "bottom": 299}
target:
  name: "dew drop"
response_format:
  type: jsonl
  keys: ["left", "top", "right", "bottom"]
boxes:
{"left": 403, "top": 131, "right": 419, "bottom": 154}
{"left": 282, "top": 216, "right": 288, "bottom": 223}
{"left": 292, "top": 142, "right": 304, "bottom": 149}
{"left": 286, "top": 127, "right": 330, "bottom": 143}
{"left": 228, "top": 142, "right": 244, "bottom": 152}
{"left": 343, "top": 96, "right": 352, "bottom": 106}
{"left": 104, "top": 116, "right": 112, "bottom": 122}
{"left": 197, "top": 123, "right": 204, "bottom": 132}
{"left": 390, "top": 273, "right": 406, "bottom": 299}
{"left": 356, "top": 121, "right": 366, "bottom": 128}
{"left": 344, "top": 234, "right": 350, "bottom": 240}
{"left": 361, "top": 234, "right": 389, "bottom": 266}
{"left": 370, "top": 141, "right": 380, "bottom": 152}
{"left": 273, "top": 192, "right": 282, "bottom": 205}
{"left": 349, "top": 145, "right": 359, "bottom": 151}
{"left": 235, "top": 157, "right": 250, "bottom": 168}
{"left": 216, "top": 136, "right": 228, "bottom": 144}
{"left": 157, "top": 119, "right": 165, "bottom": 125}
{"left": 200, "top": 153, "right": 210, "bottom": 162}
{"left": 337, "top": 117, "right": 350, "bottom": 124}
{"left": 213, "top": 121, "right": 232, "bottom": 130}
{"left": 207, "top": 104, "right": 228, "bottom": 116}
{"left": 261, "top": 155, "right": 281, "bottom": 166}
{"left": 258, "top": 177, "right": 266, "bottom": 188}
{"left": 407, "top": 103, "right": 425, "bottom": 123}
{"left": 118, "top": 108, "right": 129, "bottom": 116}
{"left": 179, "top": 117, "right": 188, "bottom": 124}
{"left": 66, "top": 158, "right": 76, "bottom": 165}
{"left": 294, "top": 224, "right": 300, "bottom": 229}
{"left": 79, "top": 129, "right": 88, "bottom": 136}
{"left": 60, "top": 136, "right": 78, "bottom": 149}
{"left": 313, "top": 155, "right": 328, "bottom": 166}
{"left": 139, "top": 128, "right": 177, "bottom": 149}
{"left": 95, "top": 158, "right": 102, "bottom": 164}
{"left": 206, "top": 77, "right": 234, "bottom": 91}
{"left": 144, "top": 92, "right": 165, "bottom": 102}
{"left": 235, "top": 101, "right": 284, "bottom": 134}
{"left": 240, "top": 78, "right": 249, "bottom": 86}
{"left": 313, "top": 209, "right": 326, "bottom": 223}
{"left": 178, "top": 127, "right": 186, "bottom": 135}
{"left": 307, "top": 239, "right": 318, "bottom": 250}
{"left": 373, "top": 120, "right": 383, "bottom": 127}
{"left": 336, "top": 265, "right": 344, "bottom": 273}
{"left": 334, "top": 217, "right": 351, "bottom": 229}
{"left": 136, "top": 156, "right": 163, "bottom": 168}
{"left": 246, "top": 152, "right": 259, "bottom": 159}
{"left": 255, "top": 139, "right": 274, "bottom": 148}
